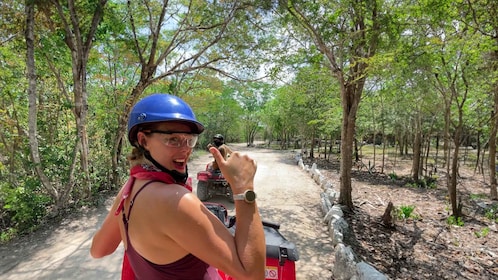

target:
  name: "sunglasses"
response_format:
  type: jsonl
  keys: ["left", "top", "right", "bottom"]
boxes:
{"left": 144, "top": 130, "right": 199, "bottom": 148}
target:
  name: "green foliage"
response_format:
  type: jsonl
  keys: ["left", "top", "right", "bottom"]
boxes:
{"left": 474, "top": 227, "right": 490, "bottom": 238}
{"left": 420, "top": 176, "right": 437, "bottom": 189}
{"left": 261, "top": 64, "right": 341, "bottom": 150}
{"left": 484, "top": 205, "right": 498, "bottom": 222}
{"left": 186, "top": 79, "right": 245, "bottom": 145}
{"left": 469, "top": 193, "right": 487, "bottom": 200}
{"left": 0, "top": 228, "right": 18, "bottom": 243}
{"left": 228, "top": 81, "right": 272, "bottom": 144}
{"left": 404, "top": 182, "right": 418, "bottom": 188}
{"left": 395, "top": 205, "right": 418, "bottom": 220}
{"left": 1, "top": 0, "right": 498, "bottom": 248}
{"left": 388, "top": 172, "right": 398, "bottom": 180}
{"left": 404, "top": 176, "right": 437, "bottom": 189}
{"left": 447, "top": 215, "right": 464, "bottom": 227}
{"left": 1, "top": 177, "right": 51, "bottom": 235}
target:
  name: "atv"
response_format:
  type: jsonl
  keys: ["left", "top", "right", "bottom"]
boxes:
{"left": 196, "top": 163, "right": 234, "bottom": 202}
{"left": 204, "top": 203, "right": 299, "bottom": 280}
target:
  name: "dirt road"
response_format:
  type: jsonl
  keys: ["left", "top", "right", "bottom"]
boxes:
{"left": 0, "top": 144, "right": 333, "bottom": 279}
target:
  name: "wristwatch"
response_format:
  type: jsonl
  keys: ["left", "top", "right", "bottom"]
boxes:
{"left": 233, "top": 190, "right": 257, "bottom": 203}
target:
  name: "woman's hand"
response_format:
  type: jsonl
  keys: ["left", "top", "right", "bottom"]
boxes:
{"left": 209, "top": 147, "right": 256, "bottom": 195}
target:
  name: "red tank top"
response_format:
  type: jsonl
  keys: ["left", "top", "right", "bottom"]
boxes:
{"left": 118, "top": 166, "right": 221, "bottom": 280}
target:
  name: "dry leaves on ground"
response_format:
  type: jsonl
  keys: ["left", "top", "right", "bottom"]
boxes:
{"left": 303, "top": 156, "right": 498, "bottom": 280}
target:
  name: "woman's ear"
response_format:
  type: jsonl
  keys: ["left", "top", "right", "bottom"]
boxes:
{"left": 137, "top": 132, "right": 147, "bottom": 148}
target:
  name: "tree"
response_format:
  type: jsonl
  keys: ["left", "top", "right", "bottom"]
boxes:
{"left": 231, "top": 81, "right": 272, "bottom": 145}
{"left": 261, "top": 85, "right": 301, "bottom": 149}
{"left": 291, "top": 65, "right": 340, "bottom": 157}
{"left": 279, "top": 0, "right": 390, "bottom": 210}
{"left": 461, "top": 0, "right": 498, "bottom": 200}
{"left": 25, "top": 0, "right": 54, "bottom": 203}
{"left": 109, "top": 0, "right": 275, "bottom": 185}
{"left": 37, "top": 0, "right": 108, "bottom": 198}
{"left": 183, "top": 77, "right": 243, "bottom": 144}
{"left": 401, "top": 0, "right": 484, "bottom": 218}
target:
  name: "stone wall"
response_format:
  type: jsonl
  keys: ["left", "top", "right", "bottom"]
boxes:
{"left": 295, "top": 153, "right": 389, "bottom": 280}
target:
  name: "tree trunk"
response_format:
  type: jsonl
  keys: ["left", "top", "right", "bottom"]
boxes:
{"left": 111, "top": 83, "right": 149, "bottom": 186}
{"left": 474, "top": 131, "right": 482, "bottom": 174}
{"left": 446, "top": 82, "right": 466, "bottom": 218}
{"left": 435, "top": 135, "right": 440, "bottom": 170}
{"left": 481, "top": 148, "right": 487, "bottom": 180}
{"left": 399, "top": 135, "right": 404, "bottom": 156}
{"left": 338, "top": 85, "right": 362, "bottom": 210}
{"left": 25, "top": 1, "right": 59, "bottom": 204}
{"left": 72, "top": 76, "right": 90, "bottom": 196}
{"left": 462, "top": 135, "right": 468, "bottom": 165}
{"left": 381, "top": 135, "right": 387, "bottom": 174}
{"left": 489, "top": 90, "right": 498, "bottom": 200}
{"left": 393, "top": 138, "right": 398, "bottom": 171}
{"left": 327, "top": 134, "right": 333, "bottom": 161}
{"left": 490, "top": 48, "right": 498, "bottom": 200}
{"left": 354, "top": 138, "right": 359, "bottom": 162}
{"left": 404, "top": 135, "right": 409, "bottom": 156}
{"left": 52, "top": 0, "right": 108, "bottom": 199}
{"left": 450, "top": 132, "right": 461, "bottom": 217}
{"left": 310, "top": 130, "right": 315, "bottom": 158}
{"left": 424, "top": 135, "right": 430, "bottom": 176}
{"left": 372, "top": 106, "right": 377, "bottom": 168}
{"left": 412, "top": 119, "right": 422, "bottom": 182}
{"left": 442, "top": 96, "right": 453, "bottom": 214}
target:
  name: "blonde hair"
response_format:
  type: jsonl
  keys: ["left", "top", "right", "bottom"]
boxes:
{"left": 127, "top": 147, "right": 154, "bottom": 168}
{"left": 127, "top": 123, "right": 158, "bottom": 167}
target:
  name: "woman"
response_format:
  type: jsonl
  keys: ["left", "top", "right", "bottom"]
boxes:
{"left": 90, "top": 93, "right": 265, "bottom": 279}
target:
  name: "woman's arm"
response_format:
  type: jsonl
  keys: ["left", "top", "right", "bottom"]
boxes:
{"left": 90, "top": 190, "right": 123, "bottom": 258}
{"left": 213, "top": 147, "right": 265, "bottom": 279}
{"left": 162, "top": 148, "right": 266, "bottom": 280}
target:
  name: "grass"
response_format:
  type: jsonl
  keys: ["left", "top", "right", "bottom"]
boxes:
{"left": 474, "top": 227, "right": 490, "bottom": 238}
{"left": 470, "top": 193, "right": 487, "bottom": 200}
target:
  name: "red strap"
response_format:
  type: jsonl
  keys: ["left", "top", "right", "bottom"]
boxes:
{"left": 115, "top": 177, "right": 135, "bottom": 216}
{"left": 114, "top": 165, "right": 192, "bottom": 216}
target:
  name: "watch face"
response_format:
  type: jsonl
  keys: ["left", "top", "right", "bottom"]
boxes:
{"left": 245, "top": 190, "right": 256, "bottom": 202}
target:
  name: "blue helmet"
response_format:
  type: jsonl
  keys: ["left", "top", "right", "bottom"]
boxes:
{"left": 127, "top": 93, "right": 204, "bottom": 146}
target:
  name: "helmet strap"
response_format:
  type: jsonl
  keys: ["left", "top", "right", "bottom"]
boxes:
{"left": 141, "top": 148, "right": 188, "bottom": 184}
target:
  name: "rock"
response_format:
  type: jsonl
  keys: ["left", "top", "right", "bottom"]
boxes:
{"left": 333, "top": 244, "right": 358, "bottom": 280}
{"left": 356, "top": 261, "right": 389, "bottom": 280}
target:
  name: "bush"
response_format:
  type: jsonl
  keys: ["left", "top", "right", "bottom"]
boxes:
{"left": 484, "top": 205, "right": 498, "bottom": 222}
{"left": 404, "top": 176, "right": 437, "bottom": 189}
{"left": 388, "top": 171, "right": 398, "bottom": 180}
{"left": 1, "top": 177, "right": 51, "bottom": 238}
{"left": 447, "top": 215, "right": 464, "bottom": 227}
